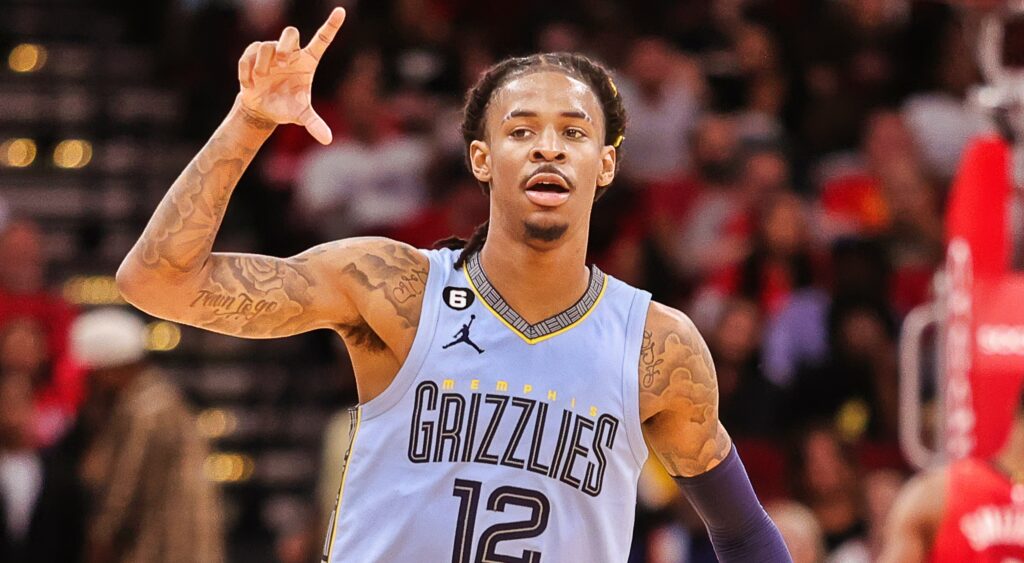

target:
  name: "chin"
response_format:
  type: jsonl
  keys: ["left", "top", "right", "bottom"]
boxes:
{"left": 523, "top": 219, "right": 569, "bottom": 243}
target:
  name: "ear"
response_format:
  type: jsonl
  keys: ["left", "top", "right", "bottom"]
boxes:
{"left": 469, "top": 140, "right": 492, "bottom": 184}
{"left": 597, "top": 145, "right": 617, "bottom": 187}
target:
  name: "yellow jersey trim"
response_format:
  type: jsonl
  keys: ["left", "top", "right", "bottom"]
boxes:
{"left": 462, "top": 267, "right": 607, "bottom": 345}
{"left": 325, "top": 406, "right": 362, "bottom": 560}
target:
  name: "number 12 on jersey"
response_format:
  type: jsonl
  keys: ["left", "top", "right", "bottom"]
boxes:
{"left": 451, "top": 479, "right": 550, "bottom": 563}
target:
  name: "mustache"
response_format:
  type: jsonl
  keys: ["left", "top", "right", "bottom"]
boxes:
{"left": 521, "top": 164, "right": 574, "bottom": 191}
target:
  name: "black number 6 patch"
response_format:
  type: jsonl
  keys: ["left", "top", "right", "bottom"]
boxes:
{"left": 443, "top": 287, "right": 474, "bottom": 310}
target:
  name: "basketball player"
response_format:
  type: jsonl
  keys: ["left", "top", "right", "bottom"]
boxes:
{"left": 879, "top": 387, "right": 1024, "bottom": 562}
{"left": 116, "top": 8, "right": 790, "bottom": 562}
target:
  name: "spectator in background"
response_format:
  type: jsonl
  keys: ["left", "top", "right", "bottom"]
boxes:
{"left": 792, "top": 426, "right": 867, "bottom": 555}
{"left": 766, "top": 500, "right": 826, "bottom": 563}
{"left": 261, "top": 49, "right": 395, "bottom": 191}
{"left": 902, "top": 17, "right": 989, "bottom": 182}
{"left": 730, "top": 23, "right": 788, "bottom": 145}
{"left": 296, "top": 50, "right": 432, "bottom": 239}
{"left": 814, "top": 110, "right": 918, "bottom": 243}
{"left": 764, "top": 237, "right": 893, "bottom": 390}
{"left": 787, "top": 298, "right": 899, "bottom": 443}
{"left": 691, "top": 190, "right": 817, "bottom": 329}
{"left": 384, "top": 156, "right": 489, "bottom": 249}
{"left": 733, "top": 192, "right": 818, "bottom": 315}
{"left": 0, "top": 368, "right": 86, "bottom": 563}
{"left": 0, "top": 220, "right": 82, "bottom": 446}
{"left": 0, "top": 319, "right": 50, "bottom": 395}
{"left": 739, "top": 144, "right": 794, "bottom": 222}
{"left": 0, "top": 370, "right": 47, "bottom": 562}
{"left": 709, "top": 298, "right": 783, "bottom": 438}
{"left": 649, "top": 113, "right": 743, "bottom": 298}
{"left": 829, "top": 468, "right": 905, "bottom": 563}
{"left": 617, "top": 37, "right": 703, "bottom": 183}
{"left": 0, "top": 319, "right": 58, "bottom": 445}
{"left": 72, "top": 308, "right": 224, "bottom": 563}
{"left": 876, "top": 155, "right": 944, "bottom": 314}
{"left": 795, "top": 0, "right": 907, "bottom": 161}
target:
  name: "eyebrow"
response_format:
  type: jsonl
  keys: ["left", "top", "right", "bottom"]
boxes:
{"left": 502, "top": 109, "right": 593, "bottom": 123}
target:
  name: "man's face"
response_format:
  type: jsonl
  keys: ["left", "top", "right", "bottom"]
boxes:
{"left": 0, "top": 222, "right": 44, "bottom": 294}
{"left": 469, "top": 71, "right": 616, "bottom": 248}
{"left": 0, "top": 373, "right": 34, "bottom": 450}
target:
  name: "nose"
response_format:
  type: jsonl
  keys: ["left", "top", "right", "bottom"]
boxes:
{"left": 530, "top": 127, "right": 566, "bottom": 163}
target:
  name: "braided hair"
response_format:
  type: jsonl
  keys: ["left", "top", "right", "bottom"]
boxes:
{"left": 435, "top": 52, "right": 627, "bottom": 268}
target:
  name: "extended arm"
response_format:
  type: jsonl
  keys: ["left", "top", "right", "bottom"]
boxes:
{"left": 877, "top": 469, "right": 945, "bottom": 563}
{"left": 640, "top": 302, "right": 791, "bottom": 562}
{"left": 116, "top": 9, "right": 422, "bottom": 342}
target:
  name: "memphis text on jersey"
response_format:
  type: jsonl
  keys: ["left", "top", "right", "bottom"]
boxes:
{"left": 407, "top": 378, "right": 621, "bottom": 497}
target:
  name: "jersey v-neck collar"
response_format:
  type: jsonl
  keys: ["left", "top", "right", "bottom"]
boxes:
{"left": 461, "top": 250, "right": 607, "bottom": 345}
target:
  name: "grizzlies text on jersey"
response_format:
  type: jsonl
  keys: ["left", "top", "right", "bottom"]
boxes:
{"left": 323, "top": 248, "right": 651, "bottom": 562}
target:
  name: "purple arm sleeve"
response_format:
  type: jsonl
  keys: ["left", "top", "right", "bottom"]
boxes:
{"left": 673, "top": 446, "right": 792, "bottom": 562}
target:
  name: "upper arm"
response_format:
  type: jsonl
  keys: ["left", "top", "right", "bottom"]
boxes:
{"left": 877, "top": 469, "right": 946, "bottom": 563}
{"left": 639, "top": 301, "right": 731, "bottom": 477}
{"left": 120, "top": 237, "right": 429, "bottom": 346}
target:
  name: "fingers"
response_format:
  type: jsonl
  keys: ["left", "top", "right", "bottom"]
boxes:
{"left": 276, "top": 26, "right": 300, "bottom": 60}
{"left": 238, "top": 41, "right": 260, "bottom": 89}
{"left": 299, "top": 105, "right": 333, "bottom": 145}
{"left": 253, "top": 41, "right": 276, "bottom": 78}
{"left": 304, "top": 7, "right": 346, "bottom": 62}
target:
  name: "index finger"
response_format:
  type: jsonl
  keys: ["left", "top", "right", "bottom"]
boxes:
{"left": 304, "top": 7, "right": 346, "bottom": 61}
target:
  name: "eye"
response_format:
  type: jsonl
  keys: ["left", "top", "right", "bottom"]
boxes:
{"left": 510, "top": 128, "right": 532, "bottom": 139}
{"left": 565, "top": 127, "right": 586, "bottom": 139}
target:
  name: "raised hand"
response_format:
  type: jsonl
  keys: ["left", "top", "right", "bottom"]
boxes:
{"left": 237, "top": 7, "right": 346, "bottom": 145}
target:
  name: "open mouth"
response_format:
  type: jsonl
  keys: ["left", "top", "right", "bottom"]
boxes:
{"left": 524, "top": 172, "right": 572, "bottom": 207}
{"left": 526, "top": 182, "right": 569, "bottom": 194}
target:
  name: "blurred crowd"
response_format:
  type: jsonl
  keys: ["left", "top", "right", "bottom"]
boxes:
{"left": 1, "top": 0, "right": 1018, "bottom": 561}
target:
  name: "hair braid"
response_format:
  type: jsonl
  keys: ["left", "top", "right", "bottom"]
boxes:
{"left": 434, "top": 220, "right": 490, "bottom": 269}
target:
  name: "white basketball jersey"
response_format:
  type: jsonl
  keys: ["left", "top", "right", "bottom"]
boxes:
{"left": 323, "top": 247, "right": 651, "bottom": 562}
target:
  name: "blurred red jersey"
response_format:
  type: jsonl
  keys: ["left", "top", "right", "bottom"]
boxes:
{"left": 930, "top": 457, "right": 1024, "bottom": 562}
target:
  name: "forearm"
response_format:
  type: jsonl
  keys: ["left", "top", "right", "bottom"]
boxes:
{"left": 119, "top": 98, "right": 275, "bottom": 285}
{"left": 675, "top": 447, "right": 792, "bottom": 562}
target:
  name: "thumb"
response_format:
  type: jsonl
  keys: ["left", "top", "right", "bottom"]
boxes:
{"left": 301, "top": 106, "right": 333, "bottom": 145}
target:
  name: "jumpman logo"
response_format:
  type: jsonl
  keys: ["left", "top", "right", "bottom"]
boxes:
{"left": 442, "top": 314, "right": 484, "bottom": 354}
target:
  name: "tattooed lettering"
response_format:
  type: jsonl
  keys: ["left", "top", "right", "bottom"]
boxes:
{"left": 341, "top": 246, "right": 428, "bottom": 330}
{"left": 191, "top": 290, "right": 280, "bottom": 319}
{"left": 640, "top": 330, "right": 664, "bottom": 388}
{"left": 392, "top": 268, "right": 428, "bottom": 304}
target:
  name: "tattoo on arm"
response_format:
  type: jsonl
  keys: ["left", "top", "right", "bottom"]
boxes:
{"left": 640, "top": 330, "right": 664, "bottom": 388}
{"left": 641, "top": 314, "right": 731, "bottom": 476}
{"left": 328, "top": 242, "right": 429, "bottom": 352}
{"left": 133, "top": 114, "right": 268, "bottom": 276}
{"left": 340, "top": 244, "right": 428, "bottom": 329}
{"left": 187, "top": 254, "right": 318, "bottom": 337}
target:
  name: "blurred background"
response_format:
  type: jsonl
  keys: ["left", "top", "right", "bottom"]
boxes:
{"left": 0, "top": 0, "right": 1021, "bottom": 562}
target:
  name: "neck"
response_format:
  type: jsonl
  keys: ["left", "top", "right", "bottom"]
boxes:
{"left": 995, "top": 419, "right": 1024, "bottom": 482}
{"left": 478, "top": 222, "right": 591, "bottom": 324}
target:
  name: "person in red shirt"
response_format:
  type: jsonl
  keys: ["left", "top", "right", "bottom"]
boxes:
{"left": 879, "top": 387, "right": 1024, "bottom": 562}
{"left": 0, "top": 220, "right": 81, "bottom": 446}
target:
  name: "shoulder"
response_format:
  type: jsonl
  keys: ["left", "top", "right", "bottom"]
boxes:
{"left": 644, "top": 300, "right": 697, "bottom": 334}
{"left": 638, "top": 300, "right": 730, "bottom": 476}
{"left": 307, "top": 238, "right": 441, "bottom": 354}
{"left": 297, "top": 237, "right": 429, "bottom": 269}
{"left": 638, "top": 300, "right": 715, "bottom": 421}
{"left": 294, "top": 237, "right": 431, "bottom": 293}
{"left": 890, "top": 467, "right": 948, "bottom": 533}
{"left": 878, "top": 467, "right": 947, "bottom": 563}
